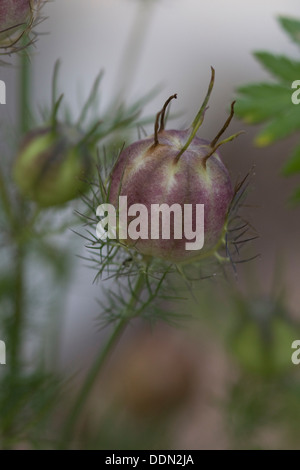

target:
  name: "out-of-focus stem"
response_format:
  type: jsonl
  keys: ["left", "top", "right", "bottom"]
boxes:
{"left": 10, "top": 245, "right": 25, "bottom": 374}
{"left": 0, "top": 167, "right": 14, "bottom": 227}
{"left": 60, "top": 271, "right": 146, "bottom": 449}
{"left": 10, "top": 41, "right": 32, "bottom": 373}
{"left": 114, "top": 0, "right": 155, "bottom": 104}
{"left": 19, "top": 47, "right": 31, "bottom": 135}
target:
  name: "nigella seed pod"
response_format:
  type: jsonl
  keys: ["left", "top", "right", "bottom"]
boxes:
{"left": 109, "top": 69, "right": 243, "bottom": 263}
{"left": 13, "top": 124, "right": 93, "bottom": 207}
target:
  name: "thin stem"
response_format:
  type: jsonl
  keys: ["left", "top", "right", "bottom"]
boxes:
{"left": 60, "top": 318, "right": 128, "bottom": 448}
{"left": 19, "top": 46, "right": 31, "bottom": 135}
{"left": 0, "top": 167, "right": 15, "bottom": 227}
{"left": 9, "top": 40, "right": 32, "bottom": 373}
{"left": 10, "top": 245, "right": 25, "bottom": 374}
{"left": 4, "top": 243, "right": 25, "bottom": 446}
{"left": 113, "top": 0, "right": 155, "bottom": 105}
{"left": 59, "top": 271, "right": 146, "bottom": 449}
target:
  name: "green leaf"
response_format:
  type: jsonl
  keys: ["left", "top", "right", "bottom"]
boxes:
{"left": 235, "top": 15, "right": 300, "bottom": 203}
{"left": 254, "top": 52, "right": 300, "bottom": 83}
{"left": 282, "top": 143, "right": 300, "bottom": 175}
{"left": 278, "top": 16, "right": 300, "bottom": 46}
{"left": 289, "top": 186, "right": 300, "bottom": 205}
{"left": 235, "top": 83, "right": 291, "bottom": 123}
{"left": 254, "top": 106, "right": 300, "bottom": 146}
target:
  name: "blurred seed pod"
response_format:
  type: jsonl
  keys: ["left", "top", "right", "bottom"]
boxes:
{"left": 107, "top": 326, "right": 196, "bottom": 418}
{"left": 231, "top": 297, "right": 298, "bottom": 377}
{"left": 13, "top": 124, "right": 94, "bottom": 207}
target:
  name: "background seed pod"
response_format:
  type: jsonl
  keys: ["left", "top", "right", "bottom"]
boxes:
{"left": 13, "top": 125, "right": 93, "bottom": 207}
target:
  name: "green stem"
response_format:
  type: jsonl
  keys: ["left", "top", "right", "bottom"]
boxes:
{"left": 10, "top": 245, "right": 25, "bottom": 374}
{"left": 3, "top": 245, "right": 26, "bottom": 446}
{"left": 114, "top": 0, "right": 155, "bottom": 104}
{"left": 9, "top": 43, "right": 32, "bottom": 374}
{"left": 0, "top": 167, "right": 15, "bottom": 227}
{"left": 19, "top": 47, "right": 31, "bottom": 135}
{"left": 59, "top": 271, "right": 146, "bottom": 449}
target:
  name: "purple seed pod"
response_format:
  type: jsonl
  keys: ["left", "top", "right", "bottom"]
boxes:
{"left": 109, "top": 69, "right": 243, "bottom": 263}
